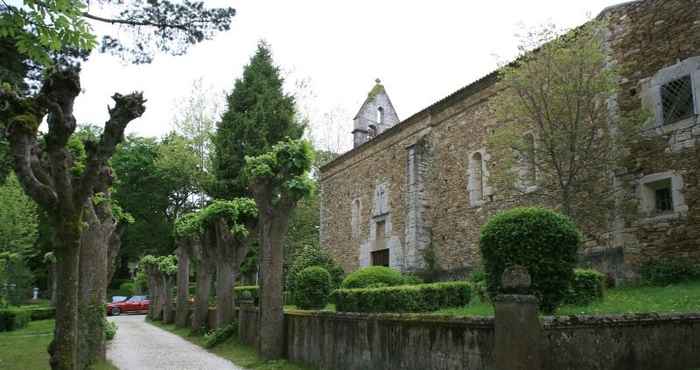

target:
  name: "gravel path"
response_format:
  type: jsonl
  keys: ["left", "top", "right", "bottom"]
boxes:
{"left": 106, "top": 315, "right": 243, "bottom": 370}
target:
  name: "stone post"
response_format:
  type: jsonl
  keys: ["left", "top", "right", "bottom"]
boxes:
{"left": 238, "top": 291, "right": 258, "bottom": 346}
{"left": 494, "top": 265, "right": 542, "bottom": 370}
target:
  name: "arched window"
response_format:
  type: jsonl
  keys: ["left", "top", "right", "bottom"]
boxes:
{"left": 377, "top": 106, "right": 384, "bottom": 125}
{"left": 469, "top": 152, "right": 484, "bottom": 206}
{"left": 521, "top": 133, "right": 536, "bottom": 187}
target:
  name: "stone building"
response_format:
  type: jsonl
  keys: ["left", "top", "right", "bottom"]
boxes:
{"left": 319, "top": 0, "right": 700, "bottom": 281}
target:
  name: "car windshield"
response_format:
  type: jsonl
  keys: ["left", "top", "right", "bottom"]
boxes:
{"left": 111, "top": 296, "right": 127, "bottom": 303}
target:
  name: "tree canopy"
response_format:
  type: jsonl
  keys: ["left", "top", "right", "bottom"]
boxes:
{"left": 213, "top": 42, "right": 305, "bottom": 199}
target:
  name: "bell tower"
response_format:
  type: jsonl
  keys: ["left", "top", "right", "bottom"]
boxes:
{"left": 352, "top": 79, "right": 400, "bottom": 148}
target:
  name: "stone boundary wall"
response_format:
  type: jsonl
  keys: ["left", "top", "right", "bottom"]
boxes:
{"left": 285, "top": 311, "right": 495, "bottom": 370}
{"left": 542, "top": 313, "right": 700, "bottom": 370}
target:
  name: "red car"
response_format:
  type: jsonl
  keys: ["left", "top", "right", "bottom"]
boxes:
{"left": 107, "top": 295, "right": 150, "bottom": 316}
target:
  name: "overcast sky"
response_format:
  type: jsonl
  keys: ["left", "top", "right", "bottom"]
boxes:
{"left": 75, "top": 0, "right": 624, "bottom": 152}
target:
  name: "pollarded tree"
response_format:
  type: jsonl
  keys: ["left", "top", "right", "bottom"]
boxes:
{"left": 487, "top": 21, "right": 642, "bottom": 235}
{"left": 212, "top": 41, "right": 305, "bottom": 199}
{"left": 197, "top": 199, "right": 257, "bottom": 327}
{"left": 0, "top": 70, "right": 145, "bottom": 370}
{"left": 244, "top": 138, "right": 314, "bottom": 359}
{"left": 139, "top": 255, "right": 177, "bottom": 321}
{"left": 174, "top": 198, "right": 258, "bottom": 329}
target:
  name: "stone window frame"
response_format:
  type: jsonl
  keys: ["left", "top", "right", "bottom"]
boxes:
{"left": 467, "top": 149, "right": 492, "bottom": 207}
{"left": 351, "top": 198, "right": 361, "bottom": 239}
{"left": 516, "top": 132, "right": 539, "bottom": 193}
{"left": 637, "top": 171, "right": 687, "bottom": 222}
{"left": 640, "top": 56, "right": 700, "bottom": 134}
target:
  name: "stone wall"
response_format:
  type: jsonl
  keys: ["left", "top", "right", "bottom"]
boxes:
{"left": 542, "top": 314, "right": 700, "bottom": 370}
{"left": 285, "top": 311, "right": 495, "bottom": 370}
{"left": 319, "top": 0, "right": 700, "bottom": 280}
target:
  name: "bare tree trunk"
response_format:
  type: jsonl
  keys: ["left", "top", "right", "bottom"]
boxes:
{"left": 175, "top": 246, "right": 191, "bottom": 328}
{"left": 192, "top": 261, "right": 212, "bottom": 333}
{"left": 215, "top": 260, "right": 235, "bottom": 327}
{"left": 49, "top": 226, "right": 81, "bottom": 370}
{"left": 162, "top": 276, "right": 174, "bottom": 324}
{"left": 49, "top": 262, "right": 57, "bottom": 306}
{"left": 257, "top": 212, "right": 291, "bottom": 360}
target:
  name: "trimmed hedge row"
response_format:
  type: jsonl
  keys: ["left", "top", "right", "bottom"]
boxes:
{"left": 0, "top": 308, "right": 31, "bottom": 332}
{"left": 334, "top": 281, "right": 471, "bottom": 313}
{"left": 233, "top": 285, "right": 259, "bottom": 305}
{"left": 27, "top": 307, "right": 55, "bottom": 321}
{"left": 340, "top": 266, "right": 412, "bottom": 289}
{"left": 565, "top": 269, "right": 606, "bottom": 305}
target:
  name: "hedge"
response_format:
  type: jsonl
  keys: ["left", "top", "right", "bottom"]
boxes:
{"left": 640, "top": 258, "right": 700, "bottom": 285}
{"left": 565, "top": 269, "right": 606, "bottom": 305}
{"left": 295, "top": 266, "right": 332, "bottom": 310}
{"left": 27, "top": 307, "right": 55, "bottom": 321}
{"left": 233, "top": 285, "right": 259, "bottom": 305}
{"left": 340, "top": 266, "right": 408, "bottom": 289}
{"left": 479, "top": 207, "right": 581, "bottom": 313}
{"left": 0, "top": 308, "right": 31, "bottom": 332}
{"left": 334, "top": 281, "right": 471, "bottom": 313}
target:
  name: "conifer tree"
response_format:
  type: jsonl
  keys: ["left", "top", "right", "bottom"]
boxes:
{"left": 212, "top": 41, "right": 304, "bottom": 199}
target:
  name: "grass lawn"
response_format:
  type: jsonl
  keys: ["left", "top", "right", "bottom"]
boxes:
{"left": 149, "top": 320, "right": 314, "bottom": 370}
{"left": 434, "top": 280, "right": 700, "bottom": 317}
{"left": 0, "top": 319, "right": 117, "bottom": 370}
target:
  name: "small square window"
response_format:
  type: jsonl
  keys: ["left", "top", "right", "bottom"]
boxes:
{"left": 661, "top": 75, "right": 695, "bottom": 125}
{"left": 654, "top": 187, "right": 673, "bottom": 213}
{"left": 371, "top": 249, "right": 390, "bottom": 267}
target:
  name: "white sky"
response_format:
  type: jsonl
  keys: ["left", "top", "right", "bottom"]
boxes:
{"left": 74, "top": 0, "right": 624, "bottom": 152}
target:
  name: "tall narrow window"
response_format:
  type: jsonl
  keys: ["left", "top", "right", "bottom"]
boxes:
{"left": 351, "top": 199, "right": 361, "bottom": 238}
{"left": 522, "top": 134, "right": 536, "bottom": 187}
{"left": 469, "top": 152, "right": 484, "bottom": 206}
{"left": 377, "top": 106, "right": 384, "bottom": 124}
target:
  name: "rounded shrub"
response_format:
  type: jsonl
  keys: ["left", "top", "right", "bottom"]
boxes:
{"left": 479, "top": 207, "right": 581, "bottom": 313}
{"left": 340, "top": 266, "right": 406, "bottom": 289}
{"left": 295, "top": 266, "right": 332, "bottom": 310}
{"left": 119, "top": 282, "right": 136, "bottom": 296}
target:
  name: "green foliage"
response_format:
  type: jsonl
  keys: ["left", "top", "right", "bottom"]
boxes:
{"left": 0, "top": 0, "right": 96, "bottom": 66}
{"left": 294, "top": 266, "right": 332, "bottom": 310}
{"left": 139, "top": 254, "right": 177, "bottom": 276}
{"left": 287, "top": 244, "right": 344, "bottom": 301}
{"left": 469, "top": 269, "right": 489, "bottom": 303}
{"left": 118, "top": 282, "right": 136, "bottom": 296}
{"left": 112, "top": 136, "right": 174, "bottom": 258}
{"left": 486, "top": 21, "right": 639, "bottom": 233}
{"left": 479, "top": 207, "right": 581, "bottom": 313}
{"left": 640, "top": 258, "right": 700, "bottom": 286}
{"left": 155, "top": 132, "right": 203, "bottom": 219}
{"left": 0, "top": 173, "right": 39, "bottom": 258}
{"left": 104, "top": 319, "right": 117, "bottom": 341}
{"left": 175, "top": 198, "right": 258, "bottom": 240}
{"left": 0, "top": 308, "right": 31, "bottom": 332}
{"left": 233, "top": 286, "right": 259, "bottom": 306}
{"left": 333, "top": 282, "right": 472, "bottom": 313}
{"left": 27, "top": 307, "right": 55, "bottom": 321}
{"left": 204, "top": 321, "right": 238, "bottom": 348}
{"left": 0, "top": 252, "right": 34, "bottom": 306}
{"left": 565, "top": 269, "right": 606, "bottom": 305}
{"left": 243, "top": 138, "right": 315, "bottom": 200}
{"left": 340, "top": 266, "right": 406, "bottom": 289}
{"left": 213, "top": 41, "right": 305, "bottom": 198}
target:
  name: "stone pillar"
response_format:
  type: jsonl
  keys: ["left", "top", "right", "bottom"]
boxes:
{"left": 238, "top": 292, "right": 258, "bottom": 346}
{"left": 494, "top": 266, "right": 542, "bottom": 370}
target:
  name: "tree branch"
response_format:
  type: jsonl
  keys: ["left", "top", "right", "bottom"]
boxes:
{"left": 77, "top": 92, "right": 145, "bottom": 203}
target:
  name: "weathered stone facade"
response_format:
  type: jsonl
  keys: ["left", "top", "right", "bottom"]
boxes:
{"left": 320, "top": 0, "right": 700, "bottom": 280}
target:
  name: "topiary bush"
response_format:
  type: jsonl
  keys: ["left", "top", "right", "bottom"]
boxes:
{"left": 340, "top": 266, "right": 406, "bottom": 289}
{"left": 334, "top": 281, "right": 471, "bottom": 313}
{"left": 640, "top": 258, "right": 700, "bottom": 285}
{"left": 287, "top": 244, "right": 345, "bottom": 304}
{"left": 0, "top": 308, "right": 31, "bottom": 332}
{"left": 565, "top": 269, "right": 606, "bottom": 305}
{"left": 479, "top": 207, "right": 581, "bottom": 313}
{"left": 295, "top": 266, "right": 332, "bottom": 310}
